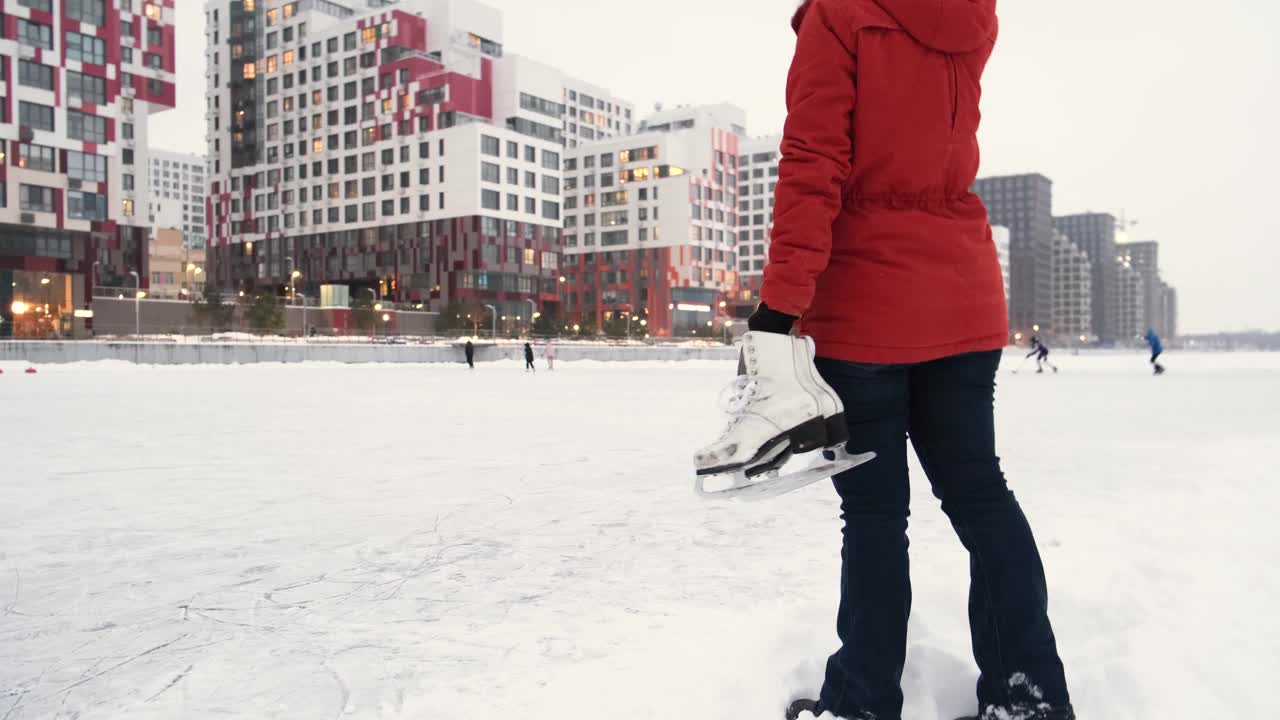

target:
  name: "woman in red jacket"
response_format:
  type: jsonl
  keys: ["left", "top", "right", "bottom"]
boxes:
{"left": 754, "top": 1, "right": 1075, "bottom": 718}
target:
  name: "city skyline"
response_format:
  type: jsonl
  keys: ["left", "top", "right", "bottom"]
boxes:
{"left": 152, "top": 0, "right": 1280, "bottom": 335}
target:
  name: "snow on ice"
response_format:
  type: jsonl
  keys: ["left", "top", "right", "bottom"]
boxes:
{"left": 1, "top": 352, "right": 1277, "bottom": 719}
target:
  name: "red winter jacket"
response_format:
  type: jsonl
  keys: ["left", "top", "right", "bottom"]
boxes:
{"left": 761, "top": 0, "right": 1009, "bottom": 364}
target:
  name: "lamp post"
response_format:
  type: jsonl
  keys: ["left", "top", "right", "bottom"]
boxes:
{"left": 296, "top": 292, "right": 308, "bottom": 339}
{"left": 128, "top": 270, "right": 141, "bottom": 337}
{"left": 483, "top": 303, "right": 497, "bottom": 340}
{"left": 525, "top": 298, "right": 537, "bottom": 331}
{"left": 186, "top": 263, "right": 203, "bottom": 303}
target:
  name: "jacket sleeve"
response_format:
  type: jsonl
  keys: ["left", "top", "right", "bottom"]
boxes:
{"left": 760, "top": 0, "right": 857, "bottom": 318}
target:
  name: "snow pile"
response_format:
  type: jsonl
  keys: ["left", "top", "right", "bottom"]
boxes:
{"left": 1, "top": 352, "right": 1277, "bottom": 719}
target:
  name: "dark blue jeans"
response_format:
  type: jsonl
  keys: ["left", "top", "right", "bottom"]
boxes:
{"left": 815, "top": 350, "right": 1069, "bottom": 719}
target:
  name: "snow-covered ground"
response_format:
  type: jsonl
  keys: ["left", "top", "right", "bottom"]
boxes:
{"left": 1, "top": 352, "right": 1277, "bottom": 720}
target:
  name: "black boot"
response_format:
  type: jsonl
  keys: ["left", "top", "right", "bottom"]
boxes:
{"left": 785, "top": 699, "right": 822, "bottom": 720}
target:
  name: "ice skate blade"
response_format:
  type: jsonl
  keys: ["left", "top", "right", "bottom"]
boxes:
{"left": 694, "top": 446, "right": 876, "bottom": 502}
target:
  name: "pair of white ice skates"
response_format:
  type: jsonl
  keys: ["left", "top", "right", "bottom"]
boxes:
{"left": 693, "top": 331, "right": 876, "bottom": 501}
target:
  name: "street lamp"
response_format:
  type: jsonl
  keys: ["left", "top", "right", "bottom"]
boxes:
{"left": 296, "top": 292, "right": 308, "bottom": 338}
{"left": 128, "top": 270, "right": 141, "bottom": 337}
{"left": 483, "top": 303, "right": 497, "bottom": 339}
{"left": 186, "top": 262, "right": 203, "bottom": 303}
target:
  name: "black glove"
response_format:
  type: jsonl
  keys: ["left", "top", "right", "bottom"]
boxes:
{"left": 748, "top": 303, "right": 798, "bottom": 335}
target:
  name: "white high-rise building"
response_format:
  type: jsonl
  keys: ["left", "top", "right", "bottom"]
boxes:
{"left": 561, "top": 104, "right": 746, "bottom": 336}
{"left": 733, "top": 134, "right": 781, "bottom": 309}
{"left": 1051, "top": 230, "right": 1093, "bottom": 341}
{"left": 147, "top": 149, "right": 208, "bottom": 248}
{"left": 562, "top": 77, "right": 634, "bottom": 148}
{"left": 202, "top": 0, "right": 629, "bottom": 324}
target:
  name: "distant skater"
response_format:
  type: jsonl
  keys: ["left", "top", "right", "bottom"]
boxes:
{"left": 464, "top": 340, "right": 475, "bottom": 370}
{"left": 1145, "top": 329, "right": 1166, "bottom": 375}
{"left": 544, "top": 339, "right": 557, "bottom": 371}
{"left": 524, "top": 342, "right": 536, "bottom": 372}
{"left": 1027, "top": 335, "right": 1058, "bottom": 374}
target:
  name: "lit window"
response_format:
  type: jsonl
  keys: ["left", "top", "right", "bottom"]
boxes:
{"left": 266, "top": 55, "right": 278, "bottom": 73}
{"left": 242, "top": 63, "right": 256, "bottom": 79}
{"left": 266, "top": 8, "right": 279, "bottom": 26}
{"left": 381, "top": 98, "right": 393, "bottom": 113}
{"left": 313, "top": 139, "right": 324, "bottom": 153}
{"left": 123, "top": 199, "right": 135, "bottom": 216}
{"left": 362, "top": 27, "right": 378, "bottom": 44}
{"left": 243, "top": 0, "right": 255, "bottom": 10}
{"left": 144, "top": 3, "right": 161, "bottom": 21}
{"left": 283, "top": 2, "right": 295, "bottom": 18}
{"left": 283, "top": 50, "right": 295, "bottom": 66}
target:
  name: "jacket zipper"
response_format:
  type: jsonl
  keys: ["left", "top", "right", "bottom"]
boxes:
{"left": 946, "top": 55, "right": 959, "bottom": 131}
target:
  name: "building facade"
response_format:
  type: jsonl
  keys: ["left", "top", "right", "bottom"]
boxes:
{"left": 1114, "top": 255, "right": 1147, "bottom": 342}
{"left": 147, "top": 148, "right": 208, "bottom": 249}
{"left": 1052, "top": 212, "right": 1116, "bottom": 343}
{"left": 993, "top": 224, "right": 1011, "bottom": 306}
{"left": 1051, "top": 230, "right": 1093, "bottom": 341}
{"left": 202, "top": 0, "right": 629, "bottom": 328}
{"left": 560, "top": 104, "right": 745, "bottom": 336}
{"left": 973, "top": 173, "right": 1054, "bottom": 337}
{"left": 0, "top": 0, "right": 177, "bottom": 337}
{"left": 148, "top": 225, "right": 205, "bottom": 299}
{"left": 562, "top": 76, "right": 632, "bottom": 149}
{"left": 730, "top": 133, "right": 779, "bottom": 314}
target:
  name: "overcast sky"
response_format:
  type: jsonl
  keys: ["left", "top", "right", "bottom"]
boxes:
{"left": 152, "top": 0, "right": 1280, "bottom": 334}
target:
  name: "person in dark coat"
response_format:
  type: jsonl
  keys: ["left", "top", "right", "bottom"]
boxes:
{"left": 464, "top": 340, "right": 475, "bottom": 369}
{"left": 523, "top": 342, "right": 536, "bottom": 372}
{"left": 763, "top": 2, "right": 1074, "bottom": 720}
{"left": 1145, "top": 329, "right": 1166, "bottom": 375}
{"left": 1027, "top": 335, "right": 1059, "bottom": 374}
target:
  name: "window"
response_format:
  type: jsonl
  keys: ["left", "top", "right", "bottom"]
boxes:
{"left": 525, "top": 198, "right": 537, "bottom": 215}
{"left": 66, "top": 31, "right": 107, "bottom": 65}
{"left": 144, "top": 2, "right": 162, "bottom": 21}
{"left": 525, "top": 172, "right": 537, "bottom": 189}
{"left": 507, "top": 194, "right": 519, "bottom": 211}
{"left": 506, "top": 141, "right": 519, "bottom": 159}
{"left": 243, "top": 63, "right": 257, "bottom": 80}
{"left": 481, "top": 135, "right": 500, "bottom": 157}
{"left": 19, "top": 185, "right": 56, "bottom": 213}
{"left": 18, "top": 144, "right": 56, "bottom": 173}
{"left": 481, "top": 162, "right": 500, "bottom": 183}
{"left": 19, "top": 102, "right": 55, "bottom": 131}
{"left": 507, "top": 168, "right": 519, "bottom": 185}
{"left": 147, "top": 26, "right": 162, "bottom": 46}
{"left": 18, "top": 19, "right": 54, "bottom": 50}
{"left": 543, "top": 176, "right": 560, "bottom": 195}
{"left": 17, "top": 0, "right": 52, "bottom": 10}
{"left": 67, "top": 151, "right": 108, "bottom": 183}
{"left": 18, "top": 61, "right": 55, "bottom": 91}
{"left": 67, "top": 71, "right": 108, "bottom": 105}
{"left": 542, "top": 150, "right": 560, "bottom": 170}
{"left": 482, "top": 190, "right": 501, "bottom": 210}
{"left": 67, "top": 110, "right": 108, "bottom": 143}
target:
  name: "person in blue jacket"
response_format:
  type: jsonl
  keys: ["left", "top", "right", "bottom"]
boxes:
{"left": 1145, "top": 329, "right": 1166, "bottom": 375}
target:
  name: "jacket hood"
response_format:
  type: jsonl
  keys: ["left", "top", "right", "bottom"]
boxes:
{"left": 793, "top": 0, "right": 996, "bottom": 54}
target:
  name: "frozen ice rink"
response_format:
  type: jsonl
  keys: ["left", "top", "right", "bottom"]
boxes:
{"left": 2, "top": 351, "right": 1277, "bottom": 719}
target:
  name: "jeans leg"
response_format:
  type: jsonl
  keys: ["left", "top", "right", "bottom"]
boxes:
{"left": 814, "top": 358, "right": 912, "bottom": 720}
{"left": 908, "top": 351, "right": 1070, "bottom": 710}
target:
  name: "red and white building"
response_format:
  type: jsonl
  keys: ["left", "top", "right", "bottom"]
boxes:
{"left": 560, "top": 103, "right": 746, "bottom": 337}
{"left": 203, "top": 0, "right": 631, "bottom": 327}
{"left": 729, "top": 133, "right": 780, "bottom": 317}
{"left": 0, "top": 0, "right": 176, "bottom": 337}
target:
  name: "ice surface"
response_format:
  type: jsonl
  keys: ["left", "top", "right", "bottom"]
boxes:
{"left": 1, "top": 352, "right": 1278, "bottom": 719}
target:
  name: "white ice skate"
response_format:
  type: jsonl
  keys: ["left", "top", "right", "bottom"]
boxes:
{"left": 693, "top": 332, "right": 876, "bottom": 501}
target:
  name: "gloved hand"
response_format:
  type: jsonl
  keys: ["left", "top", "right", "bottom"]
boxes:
{"left": 747, "top": 303, "right": 798, "bottom": 335}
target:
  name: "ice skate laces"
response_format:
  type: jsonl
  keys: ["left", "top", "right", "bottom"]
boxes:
{"left": 716, "top": 375, "right": 759, "bottom": 433}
